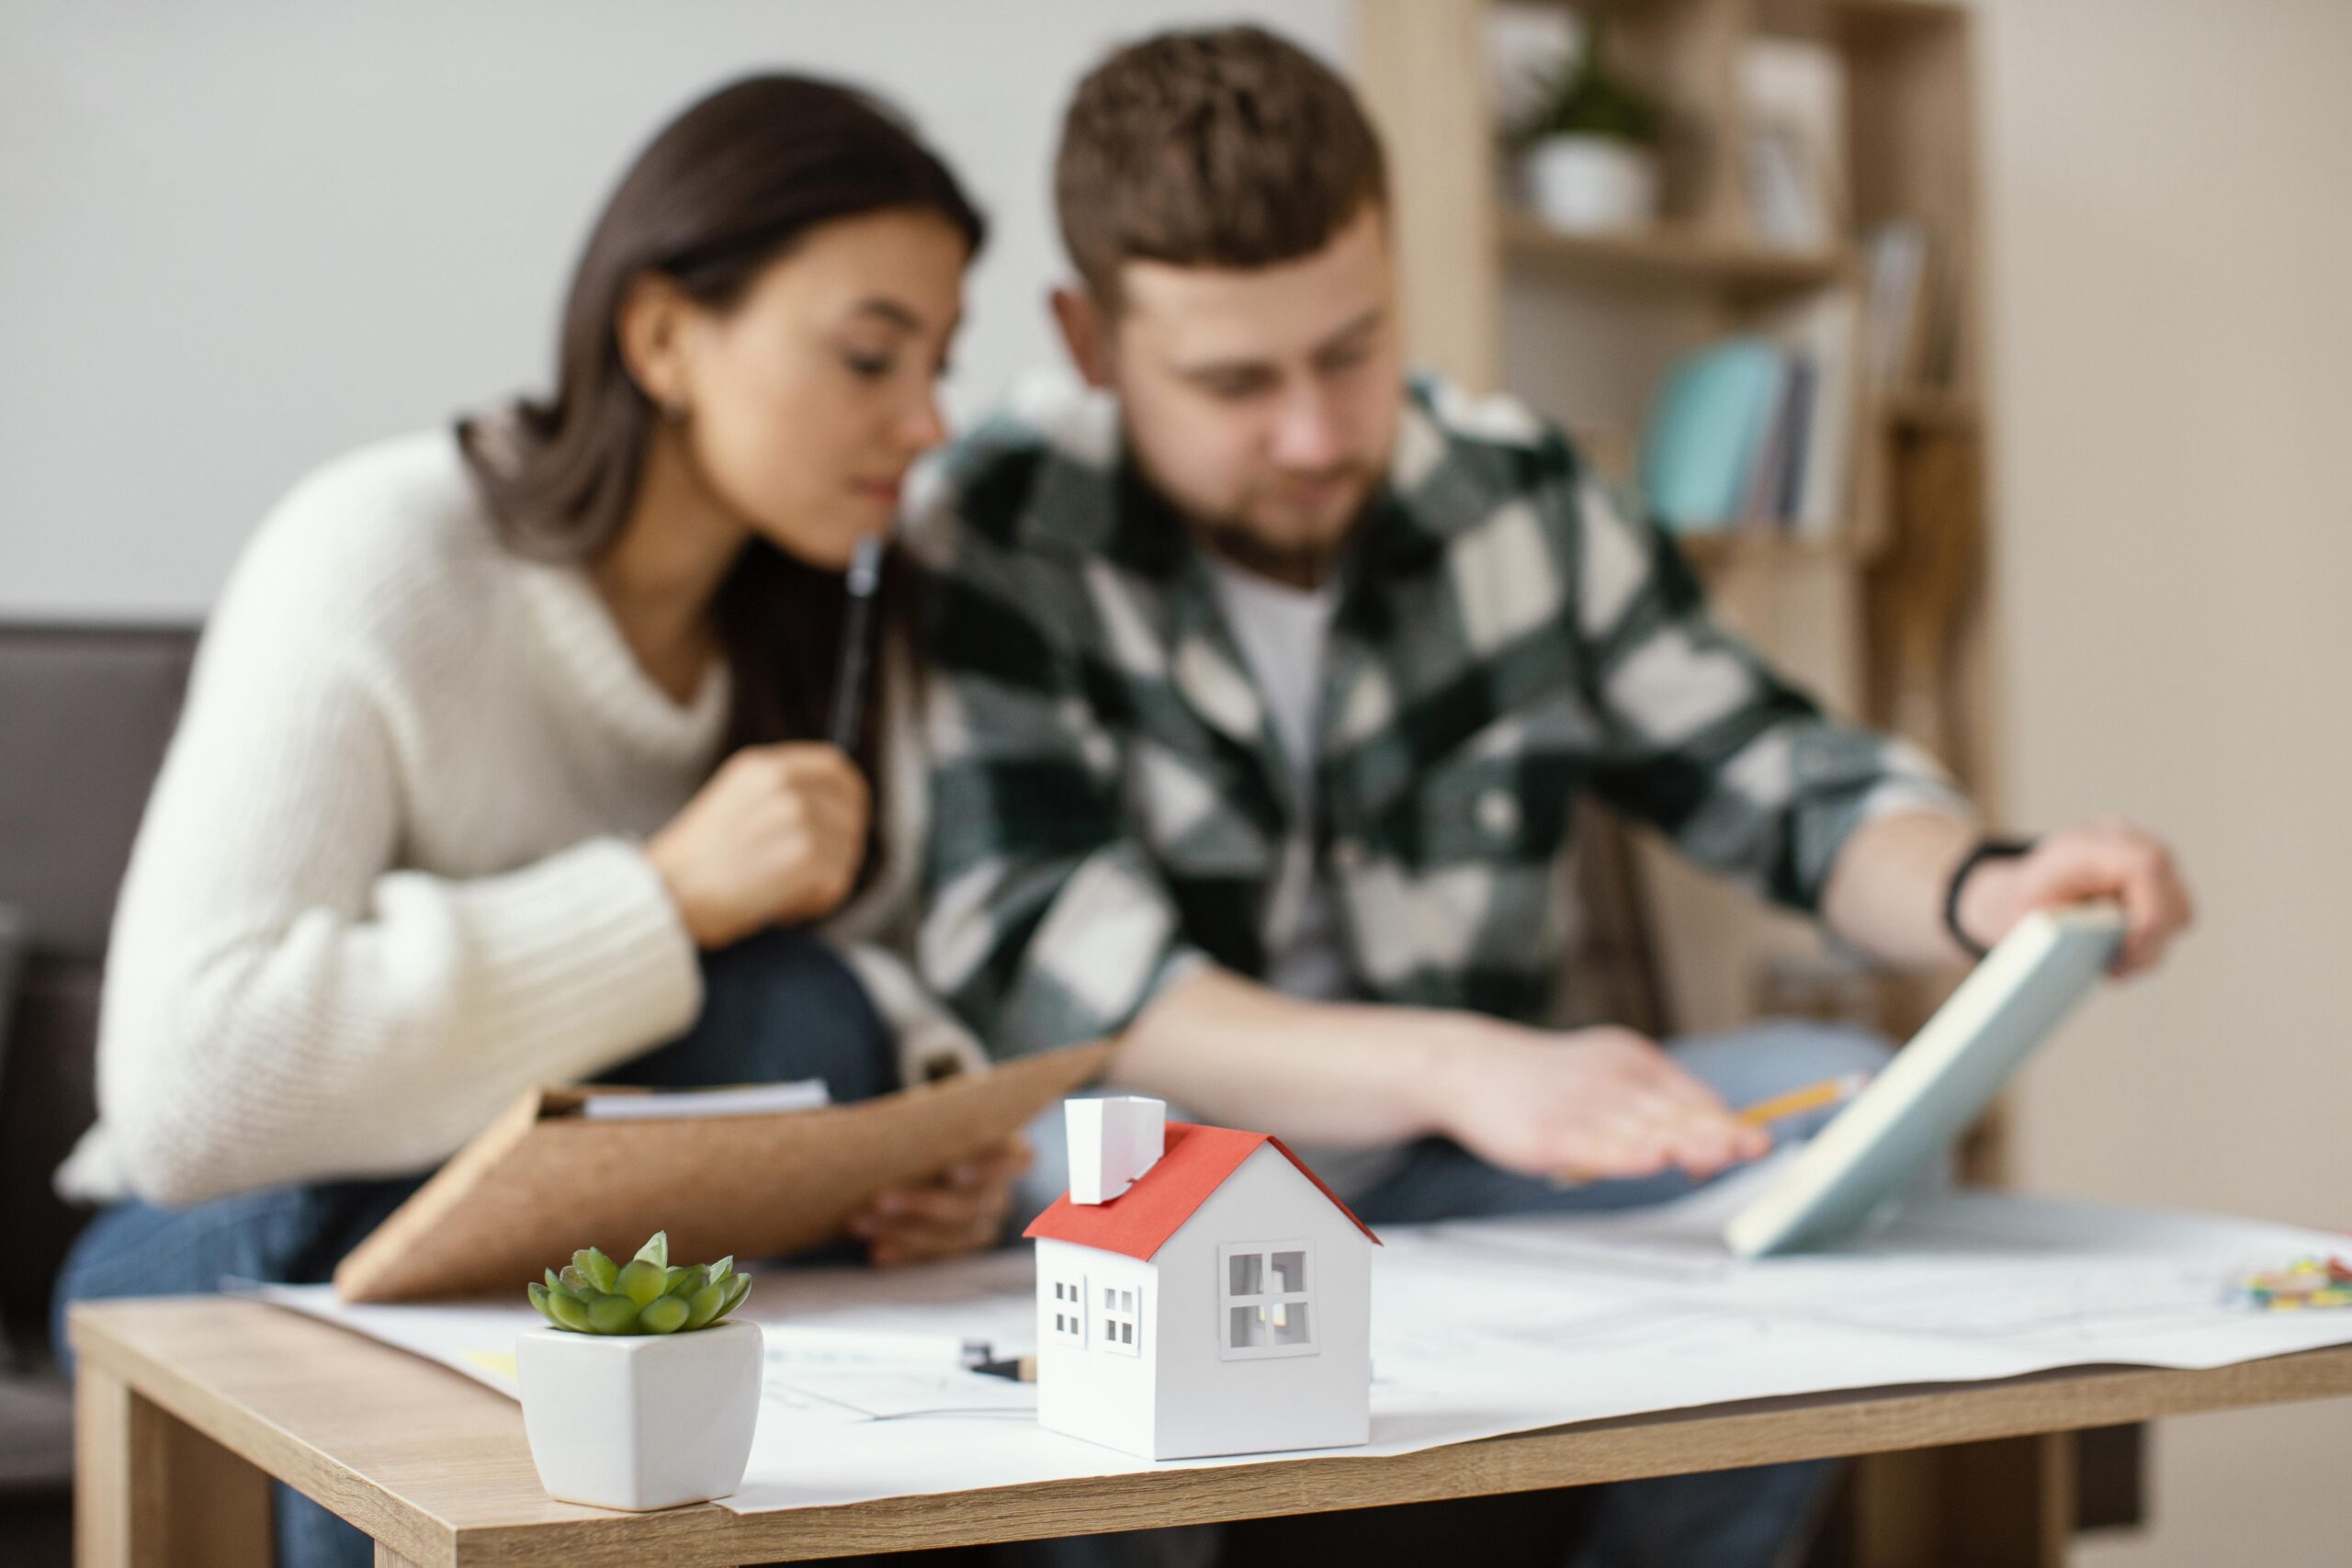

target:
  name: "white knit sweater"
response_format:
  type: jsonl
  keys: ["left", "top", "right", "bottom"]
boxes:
{"left": 55, "top": 430, "right": 978, "bottom": 1208}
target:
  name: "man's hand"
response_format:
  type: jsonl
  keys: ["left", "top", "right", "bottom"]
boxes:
{"left": 1955, "top": 818, "right": 2194, "bottom": 976}
{"left": 843, "top": 1135, "right": 1033, "bottom": 1268}
{"left": 1435, "top": 1025, "right": 1770, "bottom": 1184}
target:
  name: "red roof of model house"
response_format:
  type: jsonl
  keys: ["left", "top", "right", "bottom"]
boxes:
{"left": 1022, "top": 1121, "right": 1382, "bottom": 1262}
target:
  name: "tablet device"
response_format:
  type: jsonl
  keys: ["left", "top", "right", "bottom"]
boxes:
{"left": 1724, "top": 902, "right": 2127, "bottom": 1258}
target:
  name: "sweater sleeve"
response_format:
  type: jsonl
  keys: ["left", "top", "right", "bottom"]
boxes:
{"left": 85, "top": 520, "right": 704, "bottom": 1207}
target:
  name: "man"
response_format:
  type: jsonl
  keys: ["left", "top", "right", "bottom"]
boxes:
{"left": 913, "top": 26, "right": 2193, "bottom": 1566}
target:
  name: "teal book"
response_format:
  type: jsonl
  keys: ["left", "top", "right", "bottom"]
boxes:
{"left": 1638, "top": 337, "right": 1786, "bottom": 532}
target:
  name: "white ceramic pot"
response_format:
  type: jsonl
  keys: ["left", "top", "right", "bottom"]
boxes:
{"left": 1521, "top": 134, "right": 1662, "bottom": 234}
{"left": 517, "top": 1320, "right": 763, "bottom": 1511}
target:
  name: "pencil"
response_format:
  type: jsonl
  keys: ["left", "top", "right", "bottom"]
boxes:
{"left": 1734, "top": 1071, "right": 1871, "bottom": 1129}
{"left": 1547, "top": 1070, "right": 1871, "bottom": 1190}
{"left": 828, "top": 534, "right": 886, "bottom": 754}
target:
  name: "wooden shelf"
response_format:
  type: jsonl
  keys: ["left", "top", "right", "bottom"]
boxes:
{"left": 1502, "top": 213, "right": 1852, "bottom": 296}
{"left": 1671, "top": 531, "right": 1850, "bottom": 570}
{"left": 1830, "top": 0, "right": 1970, "bottom": 45}
{"left": 1878, "top": 386, "right": 1980, "bottom": 431}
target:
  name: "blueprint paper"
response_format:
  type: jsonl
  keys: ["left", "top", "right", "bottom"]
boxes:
{"left": 256, "top": 1162, "right": 2352, "bottom": 1515}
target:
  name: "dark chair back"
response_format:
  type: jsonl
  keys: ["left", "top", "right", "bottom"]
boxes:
{"left": 1559, "top": 804, "right": 1673, "bottom": 1040}
{"left": 0, "top": 623, "right": 198, "bottom": 1348}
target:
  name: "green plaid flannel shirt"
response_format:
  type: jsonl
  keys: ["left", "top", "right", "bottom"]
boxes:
{"left": 910, "top": 372, "right": 1967, "bottom": 1055}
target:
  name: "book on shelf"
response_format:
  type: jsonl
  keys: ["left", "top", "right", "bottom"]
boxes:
{"left": 1771, "top": 358, "right": 1816, "bottom": 523}
{"left": 1740, "top": 355, "right": 1814, "bottom": 527}
{"left": 1863, "top": 220, "right": 1932, "bottom": 388}
{"left": 1638, "top": 291, "right": 1856, "bottom": 539}
{"left": 1638, "top": 337, "right": 1783, "bottom": 534}
{"left": 1865, "top": 216, "right": 1971, "bottom": 393}
{"left": 1757, "top": 291, "right": 1858, "bottom": 537}
{"left": 1738, "top": 38, "right": 1848, "bottom": 249}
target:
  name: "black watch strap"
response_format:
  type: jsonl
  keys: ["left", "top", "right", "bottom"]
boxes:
{"left": 1943, "top": 835, "right": 2038, "bottom": 959}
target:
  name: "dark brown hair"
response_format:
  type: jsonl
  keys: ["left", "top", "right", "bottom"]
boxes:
{"left": 459, "top": 74, "right": 984, "bottom": 755}
{"left": 1055, "top": 26, "right": 1386, "bottom": 309}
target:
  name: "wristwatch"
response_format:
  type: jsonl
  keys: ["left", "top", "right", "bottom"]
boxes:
{"left": 1942, "top": 836, "right": 2038, "bottom": 959}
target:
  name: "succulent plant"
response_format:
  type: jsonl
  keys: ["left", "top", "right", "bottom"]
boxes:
{"left": 526, "top": 1231, "right": 752, "bottom": 1336}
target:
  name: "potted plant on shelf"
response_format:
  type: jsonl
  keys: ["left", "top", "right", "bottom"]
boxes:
{"left": 517, "top": 1231, "right": 763, "bottom": 1511}
{"left": 1515, "top": 28, "right": 1667, "bottom": 235}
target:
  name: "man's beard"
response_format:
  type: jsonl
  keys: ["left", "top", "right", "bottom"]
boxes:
{"left": 1177, "top": 471, "right": 1379, "bottom": 590}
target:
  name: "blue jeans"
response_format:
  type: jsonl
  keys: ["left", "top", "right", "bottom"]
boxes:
{"left": 1013, "top": 1019, "right": 1891, "bottom": 1568}
{"left": 52, "top": 926, "right": 894, "bottom": 1568}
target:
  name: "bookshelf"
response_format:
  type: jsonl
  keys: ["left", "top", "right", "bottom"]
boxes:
{"left": 1358, "top": 0, "right": 1999, "bottom": 1086}
{"left": 1501, "top": 211, "right": 1853, "bottom": 294}
{"left": 1356, "top": 10, "right": 2102, "bottom": 1559}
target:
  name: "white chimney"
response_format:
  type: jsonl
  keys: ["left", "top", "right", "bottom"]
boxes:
{"left": 1066, "top": 1096, "right": 1166, "bottom": 1205}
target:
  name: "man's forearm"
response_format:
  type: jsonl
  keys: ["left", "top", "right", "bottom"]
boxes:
{"left": 1818, "top": 808, "right": 1985, "bottom": 972}
{"left": 1108, "top": 965, "right": 1494, "bottom": 1145}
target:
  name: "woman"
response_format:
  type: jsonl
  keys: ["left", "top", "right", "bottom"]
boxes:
{"left": 52, "top": 75, "right": 1023, "bottom": 1566}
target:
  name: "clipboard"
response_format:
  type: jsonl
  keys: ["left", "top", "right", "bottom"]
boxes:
{"left": 333, "top": 1042, "right": 1114, "bottom": 1303}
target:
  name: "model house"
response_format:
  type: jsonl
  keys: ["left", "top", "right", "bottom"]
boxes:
{"left": 1023, "top": 1096, "right": 1379, "bottom": 1461}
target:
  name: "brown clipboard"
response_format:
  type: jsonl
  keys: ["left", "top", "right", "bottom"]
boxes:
{"left": 333, "top": 1042, "right": 1114, "bottom": 1303}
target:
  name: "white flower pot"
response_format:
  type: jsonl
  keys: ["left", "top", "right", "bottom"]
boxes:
{"left": 1521, "top": 135, "right": 1662, "bottom": 234}
{"left": 516, "top": 1320, "right": 763, "bottom": 1511}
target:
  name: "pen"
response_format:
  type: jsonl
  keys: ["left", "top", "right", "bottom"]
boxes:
{"left": 828, "top": 533, "right": 886, "bottom": 754}
{"left": 973, "top": 1354, "right": 1038, "bottom": 1382}
{"left": 763, "top": 1325, "right": 993, "bottom": 1367}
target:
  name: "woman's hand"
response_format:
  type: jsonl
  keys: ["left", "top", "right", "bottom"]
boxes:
{"left": 646, "top": 743, "right": 871, "bottom": 948}
{"left": 845, "top": 1136, "right": 1034, "bottom": 1267}
{"left": 1435, "top": 1024, "right": 1769, "bottom": 1185}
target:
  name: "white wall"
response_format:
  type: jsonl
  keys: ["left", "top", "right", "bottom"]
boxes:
{"left": 1976, "top": 1, "right": 2352, "bottom": 1559}
{"left": 0, "top": 0, "right": 1349, "bottom": 621}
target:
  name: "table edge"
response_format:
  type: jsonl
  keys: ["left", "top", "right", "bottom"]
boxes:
{"left": 71, "top": 1298, "right": 2352, "bottom": 1566}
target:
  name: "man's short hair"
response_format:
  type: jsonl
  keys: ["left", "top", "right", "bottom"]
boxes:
{"left": 1055, "top": 25, "right": 1389, "bottom": 309}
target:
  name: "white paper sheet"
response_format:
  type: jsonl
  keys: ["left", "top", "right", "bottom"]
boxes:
{"left": 257, "top": 1166, "right": 2352, "bottom": 1516}
{"left": 579, "top": 1078, "right": 831, "bottom": 1120}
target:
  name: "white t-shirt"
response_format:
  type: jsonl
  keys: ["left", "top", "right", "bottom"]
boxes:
{"left": 1204, "top": 557, "right": 1349, "bottom": 1001}
{"left": 1204, "top": 554, "right": 1406, "bottom": 1200}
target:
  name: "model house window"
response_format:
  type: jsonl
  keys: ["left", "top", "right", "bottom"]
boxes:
{"left": 1097, "top": 1283, "right": 1141, "bottom": 1356}
{"left": 1220, "top": 1241, "right": 1316, "bottom": 1359}
{"left": 1047, "top": 1277, "right": 1087, "bottom": 1346}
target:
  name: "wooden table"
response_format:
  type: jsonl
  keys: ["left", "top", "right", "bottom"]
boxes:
{"left": 71, "top": 1297, "right": 2352, "bottom": 1568}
